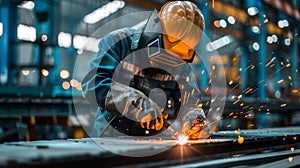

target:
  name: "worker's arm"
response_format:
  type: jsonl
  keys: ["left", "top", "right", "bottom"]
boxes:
{"left": 81, "top": 33, "right": 124, "bottom": 107}
{"left": 81, "top": 30, "right": 164, "bottom": 130}
{"left": 105, "top": 81, "right": 164, "bottom": 130}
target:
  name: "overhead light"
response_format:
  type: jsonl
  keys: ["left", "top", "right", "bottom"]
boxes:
{"left": 58, "top": 32, "right": 72, "bottom": 48}
{"left": 278, "top": 20, "right": 284, "bottom": 28}
{"left": 41, "top": 34, "right": 48, "bottom": 42}
{"left": 85, "top": 37, "right": 100, "bottom": 52}
{"left": 62, "top": 81, "right": 70, "bottom": 90}
{"left": 18, "top": 1, "right": 35, "bottom": 10}
{"left": 219, "top": 19, "right": 227, "bottom": 28}
{"left": 271, "top": 34, "right": 278, "bottom": 42}
{"left": 247, "top": 7, "right": 258, "bottom": 16}
{"left": 83, "top": 0, "right": 125, "bottom": 24}
{"left": 0, "top": 22, "right": 3, "bottom": 36}
{"left": 252, "top": 42, "right": 260, "bottom": 51}
{"left": 284, "top": 39, "right": 291, "bottom": 46}
{"left": 60, "top": 70, "right": 70, "bottom": 79}
{"left": 73, "top": 35, "right": 87, "bottom": 50}
{"left": 70, "top": 79, "right": 79, "bottom": 87}
{"left": 17, "top": 24, "right": 36, "bottom": 42}
{"left": 41, "top": 69, "right": 49, "bottom": 77}
{"left": 213, "top": 20, "right": 220, "bottom": 28}
{"left": 278, "top": 19, "right": 289, "bottom": 28}
{"left": 266, "top": 35, "right": 278, "bottom": 44}
{"left": 251, "top": 26, "right": 260, "bottom": 34}
{"left": 206, "top": 35, "right": 233, "bottom": 52}
{"left": 267, "top": 36, "right": 273, "bottom": 44}
{"left": 73, "top": 35, "right": 100, "bottom": 52}
{"left": 77, "top": 49, "right": 83, "bottom": 55}
{"left": 227, "top": 16, "right": 236, "bottom": 24}
{"left": 283, "top": 19, "right": 289, "bottom": 27}
{"left": 22, "top": 70, "right": 30, "bottom": 76}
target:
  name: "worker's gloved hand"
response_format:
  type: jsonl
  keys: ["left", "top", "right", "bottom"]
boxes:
{"left": 181, "top": 107, "right": 211, "bottom": 140}
{"left": 105, "top": 82, "right": 165, "bottom": 130}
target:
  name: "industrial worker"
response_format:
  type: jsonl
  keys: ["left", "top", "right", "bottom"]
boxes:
{"left": 82, "top": 1, "right": 211, "bottom": 140}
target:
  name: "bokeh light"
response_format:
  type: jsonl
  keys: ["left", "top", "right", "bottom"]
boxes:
{"left": 41, "top": 69, "right": 49, "bottom": 77}
{"left": 62, "top": 81, "right": 70, "bottom": 90}
{"left": 60, "top": 70, "right": 70, "bottom": 79}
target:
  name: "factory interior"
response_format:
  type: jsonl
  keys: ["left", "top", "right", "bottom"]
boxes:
{"left": 1, "top": 0, "right": 300, "bottom": 167}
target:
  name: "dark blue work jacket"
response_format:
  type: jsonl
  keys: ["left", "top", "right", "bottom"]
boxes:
{"left": 82, "top": 27, "right": 201, "bottom": 137}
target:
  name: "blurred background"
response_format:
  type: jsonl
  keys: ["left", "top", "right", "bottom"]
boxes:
{"left": 0, "top": 0, "right": 299, "bottom": 142}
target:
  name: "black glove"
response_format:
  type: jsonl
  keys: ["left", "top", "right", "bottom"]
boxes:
{"left": 181, "top": 107, "right": 211, "bottom": 140}
{"left": 105, "top": 82, "right": 165, "bottom": 130}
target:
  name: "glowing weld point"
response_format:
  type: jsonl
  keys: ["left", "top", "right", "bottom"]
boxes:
{"left": 177, "top": 136, "right": 188, "bottom": 145}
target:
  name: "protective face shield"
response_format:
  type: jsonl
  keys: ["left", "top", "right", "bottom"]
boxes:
{"left": 159, "top": 1, "right": 204, "bottom": 61}
{"left": 140, "top": 10, "right": 187, "bottom": 68}
{"left": 140, "top": 1, "right": 204, "bottom": 68}
{"left": 146, "top": 32, "right": 188, "bottom": 67}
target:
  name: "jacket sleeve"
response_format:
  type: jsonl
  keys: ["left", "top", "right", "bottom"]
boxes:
{"left": 81, "top": 33, "right": 130, "bottom": 108}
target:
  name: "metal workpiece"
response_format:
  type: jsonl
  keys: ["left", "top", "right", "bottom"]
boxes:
{"left": 1, "top": 127, "right": 300, "bottom": 168}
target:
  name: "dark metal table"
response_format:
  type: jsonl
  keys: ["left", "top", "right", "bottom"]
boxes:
{"left": 1, "top": 127, "right": 300, "bottom": 168}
